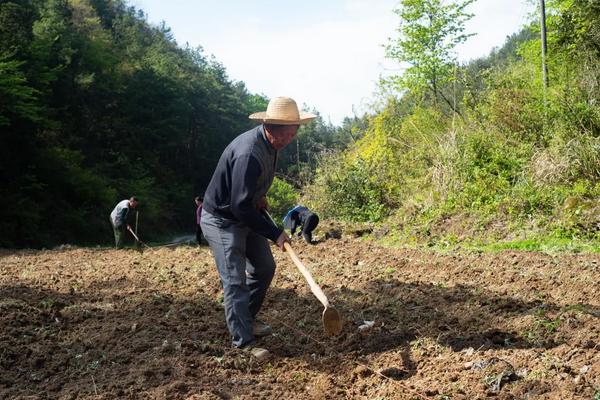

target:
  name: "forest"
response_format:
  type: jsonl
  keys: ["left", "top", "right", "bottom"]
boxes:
{"left": 0, "top": 0, "right": 357, "bottom": 247}
{"left": 1, "top": 0, "right": 599, "bottom": 251}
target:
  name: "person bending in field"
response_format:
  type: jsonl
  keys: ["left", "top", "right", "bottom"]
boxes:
{"left": 109, "top": 196, "right": 138, "bottom": 249}
{"left": 283, "top": 205, "right": 319, "bottom": 244}
{"left": 200, "top": 97, "right": 315, "bottom": 361}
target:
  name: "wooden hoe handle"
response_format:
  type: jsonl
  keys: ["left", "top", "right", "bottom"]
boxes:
{"left": 283, "top": 242, "right": 330, "bottom": 308}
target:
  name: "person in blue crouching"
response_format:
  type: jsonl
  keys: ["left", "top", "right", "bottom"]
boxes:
{"left": 283, "top": 205, "right": 319, "bottom": 244}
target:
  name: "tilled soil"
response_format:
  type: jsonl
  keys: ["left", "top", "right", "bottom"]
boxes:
{"left": 0, "top": 237, "right": 599, "bottom": 399}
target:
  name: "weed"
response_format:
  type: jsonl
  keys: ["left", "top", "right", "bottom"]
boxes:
{"left": 410, "top": 338, "right": 425, "bottom": 350}
{"left": 87, "top": 360, "right": 100, "bottom": 370}
{"left": 291, "top": 371, "right": 302, "bottom": 381}
{"left": 523, "top": 330, "right": 538, "bottom": 342}
{"left": 39, "top": 298, "right": 56, "bottom": 310}
{"left": 410, "top": 337, "right": 443, "bottom": 356}
{"left": 525, "top": 369, "right": 545, "bottom": 380}
{"left": 533, "top": 309, "right": 561, "bottom": 333}
{"left": 479, "top": 237, "right": 600, "bottom": 254}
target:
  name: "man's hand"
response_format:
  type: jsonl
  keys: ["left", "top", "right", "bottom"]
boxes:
{"left": 275, "top": 231, "right": 291, "bottom": 251}
{"left": 256, "top": 196, "right": 268, "bottom": 211}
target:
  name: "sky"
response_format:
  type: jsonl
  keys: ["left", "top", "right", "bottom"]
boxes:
{"left": 128, "top": 0, "right": 533, "bottom": 125}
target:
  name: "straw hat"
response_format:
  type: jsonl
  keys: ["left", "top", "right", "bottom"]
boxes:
{"left": 249, "top": 97, "right": 316, "bottom": 125}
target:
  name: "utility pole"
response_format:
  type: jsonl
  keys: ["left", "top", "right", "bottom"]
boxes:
{"left": 540, "top": 0, "right": 549, "bottom": 89}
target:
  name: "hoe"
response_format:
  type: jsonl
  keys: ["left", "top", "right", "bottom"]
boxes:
{"left": 264, "top": 211, "right": 343, "bottom": 336}
{"left": 127, "top": 226, "right": 151, "bottom": 250}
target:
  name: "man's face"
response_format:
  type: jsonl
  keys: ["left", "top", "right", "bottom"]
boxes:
{"left": 266, "top": 125, "right": 299, "bottom": 150}
{"left": 130, "top": 200, "right": 138, "bottom": 208}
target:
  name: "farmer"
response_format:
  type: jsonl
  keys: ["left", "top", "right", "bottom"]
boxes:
{"left": 201, "top": 97, "right": 315, "bottom": 360}
{"left": 283, "top": 205, "right": 320, "bottom": 244}
{"left": 195, "top": 196, "right": 203, "bottom": 245}
{"left": 109, "top": 196, "right": 138, "bottom": 249}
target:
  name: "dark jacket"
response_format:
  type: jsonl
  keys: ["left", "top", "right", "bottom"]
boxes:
{"left": 202, "top": 125, "right": 282, "bottom": 242}
{"left": 283, "top": 206, "right": 309, "bottom": 235}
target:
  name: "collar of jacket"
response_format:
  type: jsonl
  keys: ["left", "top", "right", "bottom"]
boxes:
{"left": 259, "top": 124, "right": 277, "bottom": 153}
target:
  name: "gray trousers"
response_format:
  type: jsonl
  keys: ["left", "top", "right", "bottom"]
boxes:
{"left": 200, "top": 209, "right": 276, "bottom": 348}
{"left": 110, "top": 219, "right": 125, "bottom": 249}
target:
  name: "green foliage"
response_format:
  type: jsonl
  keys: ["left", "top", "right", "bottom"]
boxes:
{"left": 0, "top": 0, "right": 265, "bottom": 247}
{"left": 308, "top": 0, "right": 600, "bottom": 250}
{"left": 277, "top": 109, "right": 363, "bottom": 186}
{"left": 4, "top": 0, "right": 600, "bottom": 251}
{"left": 479, "top": 238, "right": 600, "bottom": 253}
{"left": 266, "top": 177, "right": 300, "bottom": 223}
{"left": 305, "top": 154, "right": 388, "bottom": 223}
{"left": 533, "top": 309, "right": 561, "bottom": 333}
{"left": 479, "top": 67, "right": 545, "bottom": 142}
{"left": 0, "top": 0, "right": 363, "bottom": 248}
{"left": 384, "top": 0, "right": 475, "bottom": 114}
{"left": 0, "top": 55, "right": 42, "bottom": 126}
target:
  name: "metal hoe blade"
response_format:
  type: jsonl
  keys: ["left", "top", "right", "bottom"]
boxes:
{"left": 323, "top": 306, "right": 343, "bottom": 336}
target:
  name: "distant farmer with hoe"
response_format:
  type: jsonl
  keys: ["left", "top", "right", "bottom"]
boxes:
{"left": 201, "top": 97, "right": 315, "bottom": 361}
{"left": 109, "top": 196, "right": 139, "bottom": 249}
{"left": 283, "top": 205, "right": 319, "bottom": 244}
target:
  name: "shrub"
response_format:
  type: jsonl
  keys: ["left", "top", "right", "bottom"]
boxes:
{"left": 305, "top": 154, "right": 388, "bottom": 223}
{"left": 266, "top": 177, "right": 300, "bottom": 223}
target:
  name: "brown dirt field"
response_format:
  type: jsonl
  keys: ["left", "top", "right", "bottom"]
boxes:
{"left": 0, "top": 237, "right": 599, "bottom": 399}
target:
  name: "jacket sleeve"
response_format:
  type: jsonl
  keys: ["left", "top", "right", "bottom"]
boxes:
{"left": 230, "top": 154, "right": 282, "bottom": 242}
{"left": 290, "top": 213, "right": 300, "bottom": 235}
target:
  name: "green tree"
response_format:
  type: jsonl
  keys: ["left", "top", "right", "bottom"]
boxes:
{"left": 384, "top": 0, "right": 476, "bottom": 116}
{"left": 0, "top": 56, "right": 42, "bottom": 126}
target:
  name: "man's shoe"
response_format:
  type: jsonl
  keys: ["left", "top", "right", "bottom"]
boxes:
{"left": 253, "top": 321, "right": 273, "bottom": 337}
{"left": 245, "top": 345, "right": 270, "bottom": 362}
